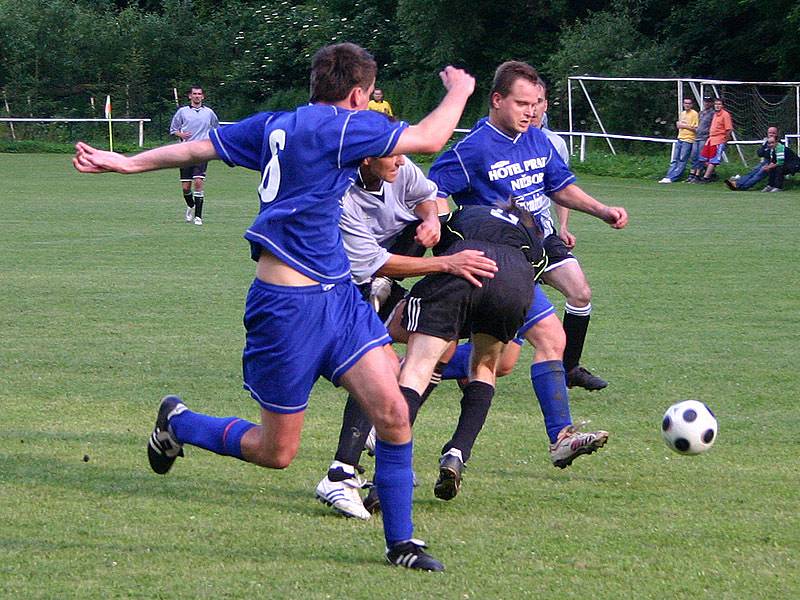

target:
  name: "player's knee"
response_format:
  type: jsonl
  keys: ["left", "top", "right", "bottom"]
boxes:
{"left": 567, "top": 284, "right": 591, "bottom": 307}
{"left": 496, "top": 357, "right": 516, "bottom": 378}
{"left": 371, "top": 398, "right": 410, "bottom": 441}
{"left": 253, "top": 446, "right": 297, "bottom": 469}
{"left": 527, "top": 318, "right": 565, "bottom": 357}
{"left": 247, "top": 436, "right": 299, "bottom": 469}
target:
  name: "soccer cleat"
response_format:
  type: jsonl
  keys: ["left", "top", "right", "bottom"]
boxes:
{"left": 567, "top": 366, "right": 608, "bottom": 391}
{"left": 658, "top": 177, "right": 672, "bottom": 184}
{"left": 769, "top": 187, "right": 783, "bottom": 192}
{"left": 362, "top": 485, "right": 381, "bottom": 514}
{"left": 185, "top": 206, "right": 195, "bottom": 222}
{"left": 724, "top": 178, "right": 737, "bottom": 190}
{"left": 433, "top": 448, "right": 465, "bottom": 501}
{"left": 386, "top": 539, "right": 445, "bottom": 571}
{"left": 549, "top": 425, "right": 609, "bottom": 469}
{"left": 685, "top": 175, "right": 696, "bottom": 183}
{"left": 147, "top": 395, "right": 187, "bottom": 475}
{"left": 315, "top": 466, "right": 371, "bottom": 520}
{"left": 193, "top": 216, "right": 203, "bottom": 225}
{"left": 761, "top": 185, "right": 774, "bottom": 192}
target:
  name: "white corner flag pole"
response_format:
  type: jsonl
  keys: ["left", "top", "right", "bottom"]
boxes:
{"left": 173, "top": 87, "right": 179, "bottom": 107}
{"left": 105, "top": 95, "right": 113, "bottom": 152}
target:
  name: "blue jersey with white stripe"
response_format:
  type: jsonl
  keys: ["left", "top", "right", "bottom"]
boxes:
{"left": 210, "top": 105, "right": 408, "bottom": 283}
{"left": 428, "top": 117, "right": 575, "bottom": 227}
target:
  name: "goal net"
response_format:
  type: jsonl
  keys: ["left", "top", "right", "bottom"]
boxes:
{"left": 563, "top": 76, "right": 800, "bottom": 158}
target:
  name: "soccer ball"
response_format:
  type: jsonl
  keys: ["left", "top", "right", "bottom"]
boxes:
{"left": 661, "top": 400, "right": 718, "bottom": 455}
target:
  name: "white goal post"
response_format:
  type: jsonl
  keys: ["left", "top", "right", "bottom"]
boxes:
{"left": 0, "top": 117, "right": 151, "bottom": 146}
{"left": 566, "top": 76, "right": 800, "bottom": 162}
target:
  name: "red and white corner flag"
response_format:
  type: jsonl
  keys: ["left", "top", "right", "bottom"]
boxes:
{"left": 104, "top": 95, "right": 113, "bottom": 151}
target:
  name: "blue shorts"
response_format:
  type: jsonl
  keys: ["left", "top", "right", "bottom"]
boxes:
{"left": 511, "top": 283, "right": 556, "bottom": 345}
{"left": 242, "top": 278, "right": 391, "bottom": 414}
{"left": 700, "top": 142, "right": 726, "bottom": 165}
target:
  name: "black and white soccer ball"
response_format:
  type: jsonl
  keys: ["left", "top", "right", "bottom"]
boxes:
{"left": 661, "top": 400, "right": 718, "bottom": 455}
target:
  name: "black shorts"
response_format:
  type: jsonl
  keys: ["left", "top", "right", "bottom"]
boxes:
{"left": 543, "top": 233, "right": 578, "bottom": 270}
{"left": 403, "top": 240, "right": 534, "bottom": 343}
{"left": 179, "top": 163, "right": 208, "bottom": 181}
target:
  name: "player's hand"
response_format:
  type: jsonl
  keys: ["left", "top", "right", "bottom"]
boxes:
{"left": 73, "top": 141, "right": 133, "bottom": 174}
{"left": 439, "top": 66, "right": 475, "bottom": 97}
{"left": 415, "top": 218, "right": 441, "bottom": 248}
{"left": 178, "top": 131, "right": 192, "bottom": 140}
{"left": 602, "top": 206, "right": 628, "bottom": 229}
{"left": 444, "top": 250, "right": 498, "bottom": 287}
{"left": 559, "top": 227, "right": 576, "bottom": 249}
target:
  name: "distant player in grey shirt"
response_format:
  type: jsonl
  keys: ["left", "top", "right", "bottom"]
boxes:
{"left": 169, "top": 86, "right": 219, "bottom": 225}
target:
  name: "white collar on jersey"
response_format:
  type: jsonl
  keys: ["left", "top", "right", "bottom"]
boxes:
{"left": 486, "top": 120, "right": 522, "bottom": 144}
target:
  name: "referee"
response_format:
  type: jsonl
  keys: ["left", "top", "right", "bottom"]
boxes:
{"left": 169, "top": 86, "right": 219, "bottom": 225}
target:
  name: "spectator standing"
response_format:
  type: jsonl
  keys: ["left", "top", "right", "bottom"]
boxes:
{"left": 368, "top": 88, "right": 394, "bottom": 116}
{"left": 169, "top": 86, "right": 219, "bottom": 225}
{"left": 695, "top": 97, "right": 733, "bottom": 184}
{"left": 687, "top": 96, "right": 715, "bottom": 183}
{"left": 659, "top": 97, "right": 698, "bottom": 183}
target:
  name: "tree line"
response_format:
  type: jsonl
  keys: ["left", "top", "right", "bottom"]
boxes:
{"left": 1, "top": 0, "right": 798, "bottom": 140}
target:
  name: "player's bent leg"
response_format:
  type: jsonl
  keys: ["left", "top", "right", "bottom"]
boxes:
{"left": 542, "top": 263, "right": 607, "bottom": 390}
{"left": 317, "top": 345, "right": 401, "bottom": 520}
{"left": 399, "top": 333, "right": 452, "bottom": 395}
{"left": 147, "top": 395, "right": 296, "bottom": 472}
{"left": 525, "top": 312, "right": 565, "bottom": 363}
{"left": 435, "top": 334, "right": 503, "bottom": 501}
{"left": 239, "top": 409, "right": 304, "bottom": 468}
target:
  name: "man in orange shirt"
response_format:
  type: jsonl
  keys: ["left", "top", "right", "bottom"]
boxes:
{"left": 697, "top": 98, "right": 733, "bottom": 183}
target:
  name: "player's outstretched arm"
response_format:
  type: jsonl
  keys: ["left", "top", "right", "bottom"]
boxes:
{"left": 73, "top": 140, "right": 218, "bottom": 174}
{"left": 393, "top": 66, "right": 475, "bottom": 155}
{"left": 550, "top": 184, "right": 628, "bottom": 229}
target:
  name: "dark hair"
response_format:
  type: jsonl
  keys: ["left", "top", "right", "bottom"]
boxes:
{"left": 309, "top": 43, "right": 377, "bottom": 103}
{"left": 491, "top": 61, "right": 541, "bottom": 99}
{"left": 187, "top": 86, "right": 204, "bottom": 95}
{"left": 499, "top": 196, "right": 541, "bottom": 237}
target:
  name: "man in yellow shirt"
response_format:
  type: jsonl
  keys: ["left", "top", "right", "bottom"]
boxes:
{"left": 659, "top": 97, "right": 699, "bottom": 183}
{"left": 368, "top": 89, "right": 394, "bottom": 116}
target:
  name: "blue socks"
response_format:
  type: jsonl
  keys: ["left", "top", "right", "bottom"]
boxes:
{"left": 169, "top": 409, "right": 256, "bottom": 460}
{"left": 530, "top": 360, "right": 572, "bottom": 443}
{"left": 441, "top": 343, "right": 472, "bottom": 380}
{"left": 374, "top": 438, "right": 414, "bottom": 546}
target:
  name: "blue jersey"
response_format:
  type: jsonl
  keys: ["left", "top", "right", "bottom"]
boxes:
{"left": 210, "top": 105, "right": 408, "bottom": 283}
{"left": 428, "top": 117, "right": 575, "bottom": 229}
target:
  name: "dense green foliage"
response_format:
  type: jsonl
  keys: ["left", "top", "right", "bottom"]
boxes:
{"left": 0, "top": 0, "right": 799, "bottom": 144}
{"left": 2, "top": 154, "right": 799, "bottom": 597}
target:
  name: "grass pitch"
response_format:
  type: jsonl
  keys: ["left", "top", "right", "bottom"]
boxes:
{"left": 1, "top": 154, "right": 798, "bottom": 599}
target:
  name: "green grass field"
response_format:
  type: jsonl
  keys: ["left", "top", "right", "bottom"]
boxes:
{"left": 2, "top": 153, "right": 798, "bottom": 599}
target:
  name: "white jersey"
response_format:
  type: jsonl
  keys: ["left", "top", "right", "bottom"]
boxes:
{"left": 539, "top": 128, "right": 570, "bottom": 236}
{"left": 339, "top": 158, "right": 438, "bottom": 284}
{"left": 170, "top": 105, "right": 219, "bottom": 142}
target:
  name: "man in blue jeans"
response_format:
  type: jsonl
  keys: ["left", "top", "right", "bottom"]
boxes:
{"left": 687, "top": 96, "right": 715, "bottom": 183}
{"left": 658, "top": 97, "right": 698, "bottom": 183}
{"left": 725, "top": 127, "right": 777, "bottom": 191}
